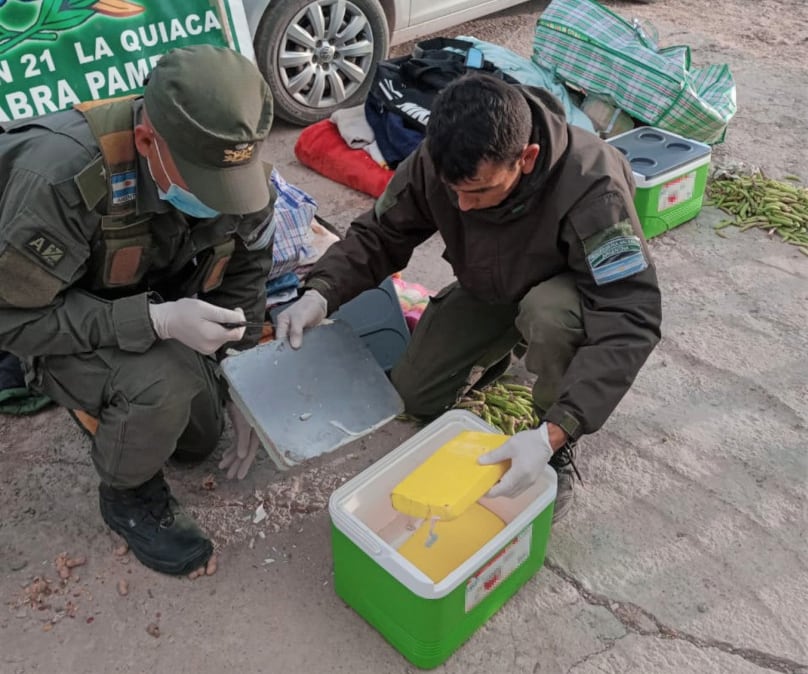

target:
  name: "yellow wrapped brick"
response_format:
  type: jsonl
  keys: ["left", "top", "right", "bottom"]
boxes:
{"left": 398, "top": 503, "right": 505, "bottom": 582}
{"left": 391, "top": 431, "right": 509, "bottom": 521}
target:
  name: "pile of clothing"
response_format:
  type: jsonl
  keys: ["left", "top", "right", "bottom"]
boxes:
{"left": 294, "top": 36, "right": 595, "bottom": 197}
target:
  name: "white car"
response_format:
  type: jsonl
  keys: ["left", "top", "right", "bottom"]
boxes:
{"left": 241, "top": 0, "right": 527, "bottom": 124}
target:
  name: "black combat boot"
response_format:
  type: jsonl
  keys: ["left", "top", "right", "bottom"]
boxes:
{"left": 548, "top": 442, "right": 583, "bottom": 523}
{"left": 99, "top": 472, "right": 212, "bottom": 575}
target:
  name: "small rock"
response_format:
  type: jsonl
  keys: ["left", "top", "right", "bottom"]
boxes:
{"left": 253, "top": 504, "right": 267, "bottom": 524}
{"left": 113, "top": 544, "right": 128, "bottom": 557}
{"left": 146, "top": 622, "right": 160, "bottom": 638}
{"left": 697, "top": 603, "right": 709, "bottom": 613}
{"left": 117, "top": 580, "right": 129, "bottom": 597}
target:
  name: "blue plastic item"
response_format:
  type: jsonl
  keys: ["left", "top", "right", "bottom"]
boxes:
{"left": 331, "top": 277, "right": 410, "bottom": 372}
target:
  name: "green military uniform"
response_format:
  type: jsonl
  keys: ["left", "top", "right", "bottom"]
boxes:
{"left": 390, "top": 273, "right": 584, "bottom": 422}
{"left": 1, "top": 44, "right": 276, "bottom": 576}
{"left": 0, "top": 99, "right": 275, "bottom": 487}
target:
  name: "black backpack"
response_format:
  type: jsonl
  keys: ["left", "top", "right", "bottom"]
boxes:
{"left": 366, "top": 37, "right": 518, "bottom": 134}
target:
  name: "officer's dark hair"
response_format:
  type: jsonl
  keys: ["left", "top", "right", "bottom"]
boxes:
{"left": 426, "top": 72, "right": 534, "bottom": 184}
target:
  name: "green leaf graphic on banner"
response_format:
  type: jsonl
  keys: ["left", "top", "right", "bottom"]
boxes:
{"left": 0, "top": 0, "right": 248, "bottom": 122}
{"left": 0, "top": 0, "right": 144, "bottom": 56}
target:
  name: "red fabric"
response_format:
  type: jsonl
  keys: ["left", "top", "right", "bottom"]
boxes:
{"left": 294, "top": 120, "right": 394, "bottom": 198}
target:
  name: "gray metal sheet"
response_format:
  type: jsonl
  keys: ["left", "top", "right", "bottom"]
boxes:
{"left": 220, "top": 320, "right": 404, "bottom": 469}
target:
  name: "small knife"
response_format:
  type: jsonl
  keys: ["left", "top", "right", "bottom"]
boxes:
{"left": 220, "top": 321, "right": 267, "bottom": 329}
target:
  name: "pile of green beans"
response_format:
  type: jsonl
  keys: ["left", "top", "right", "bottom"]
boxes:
{"left": 455, "top": 382, "right": 539, "bottom": 435}
{"left": 707, "top": 174, "right": 808, "bottom": 255}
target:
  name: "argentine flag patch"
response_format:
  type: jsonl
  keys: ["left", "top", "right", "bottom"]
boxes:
{"left": 111, "top": 171, "right": 137, "bottom": 205}
{"left": 584, "top": 220, "right": 648, "bottom": 286}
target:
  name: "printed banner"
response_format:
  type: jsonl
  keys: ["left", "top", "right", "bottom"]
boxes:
{"left": 0, "top": 0, "right": 253, "bottom": 121}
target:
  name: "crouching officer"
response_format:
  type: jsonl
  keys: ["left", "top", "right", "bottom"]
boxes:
{"left": 276, "top": 73, "right": 662, "bottom": 522}
{"left": 0, "top": 45, "right": 275, "bottom": 577}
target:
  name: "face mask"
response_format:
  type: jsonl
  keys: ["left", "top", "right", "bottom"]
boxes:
{"left": 150, "top": 141, "right": 220, "bottom": 219}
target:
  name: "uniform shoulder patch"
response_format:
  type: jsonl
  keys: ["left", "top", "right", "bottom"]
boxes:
{"left": 25, "top": 233, "right": 65, "bottom": 267}
{"left": 110, "top": 170, "right": 137, "bottom": 206}
{"left": 74, "top": 155, "right": 107, "bottom": 211}
{"left": 583, "top": 220, "right": 648, "bottom": 286}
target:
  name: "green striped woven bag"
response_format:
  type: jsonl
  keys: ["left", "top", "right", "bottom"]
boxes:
{"left": 532, "top": 0, "right": 736, "bottom": 144}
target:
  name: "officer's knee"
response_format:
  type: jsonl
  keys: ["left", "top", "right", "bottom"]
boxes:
{"left": 121, "top": 341, "right": 210, "bottom": 409}
{"left": 390, "top": 364, "right": 454, "bottom": 419}
{"left": 516, "top": 275, "right": 583, "bottom": 345}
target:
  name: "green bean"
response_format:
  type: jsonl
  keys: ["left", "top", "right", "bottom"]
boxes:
{"left": 455, "top": 382, "right": 542, "bottom": 435}
{"left": 708, "top": 173, "right": 808, "bottom": 251}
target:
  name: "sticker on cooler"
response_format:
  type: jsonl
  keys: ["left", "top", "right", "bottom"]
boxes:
{"left": 465, "top": 526, "right": 532, "bottom": 612}
{"left": 658, "top": 170, "right": 697, "bottom": 211}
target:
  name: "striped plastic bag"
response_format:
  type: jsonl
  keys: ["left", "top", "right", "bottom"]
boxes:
{"left": 267, "top": 169, "right": 318, "bottom": 279}
{"left": 532, "top": 0, "right": 736, "bottom": 144}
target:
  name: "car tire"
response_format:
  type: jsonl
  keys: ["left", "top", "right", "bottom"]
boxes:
{"left": 254, "top": 0, "right": 389, "bottom": 125}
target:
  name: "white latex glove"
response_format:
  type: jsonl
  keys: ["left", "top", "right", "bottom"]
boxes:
{"left": 219, "top": 401, "right": 261, "bottom": 480}
{"left": 478, "top": 423, "right": 554, "bottom": 498}
{"left": 274, "top": 290, "right": 328, "bottom": 349}
{"left": 149, "top": 299, "right": 246, "bottom": 355}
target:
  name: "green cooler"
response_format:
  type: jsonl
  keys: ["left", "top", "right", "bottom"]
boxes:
{"left": 328, "top": 410, "right": 557, "bottom": 669}
{"left": 608, "top": 127, "right": 712, "bottom": 238}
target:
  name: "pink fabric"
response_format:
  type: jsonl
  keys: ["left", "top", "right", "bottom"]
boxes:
{"left": 393, "top": 276, "right": 433, "bottom": 333}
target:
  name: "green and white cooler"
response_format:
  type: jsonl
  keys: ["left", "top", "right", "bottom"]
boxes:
{"left": 329, "top": 410, "right": 556, "bottom": 669}
{"left": 608, "top": 127, "right": 712, "bottom": 239}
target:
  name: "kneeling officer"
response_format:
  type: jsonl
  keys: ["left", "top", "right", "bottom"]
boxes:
{"left": 0, "top": 45, "right": 275, "bottom": 577}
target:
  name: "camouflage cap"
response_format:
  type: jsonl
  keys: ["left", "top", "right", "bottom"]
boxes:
{"left": 144, "top": 44, "right": 273, "bottom": 214}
